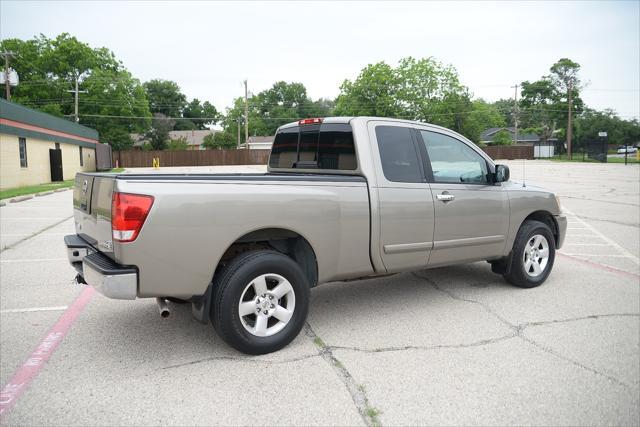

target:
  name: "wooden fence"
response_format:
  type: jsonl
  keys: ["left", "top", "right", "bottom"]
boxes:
{"left": 113, "top": 149, "right": 270, "bottom": 168}
{"left": 481, "top": 145, "right": 534, "bottom": 160}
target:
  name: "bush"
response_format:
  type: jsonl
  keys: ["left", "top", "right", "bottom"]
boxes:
{"left": 167, "top": 136, "right": 189, "bottom": 151}
{"left": 202, "top": 132, "right": 236, "bottom": 149}
{"left": 492, "top": 130, "right": 513, "bottom": 146}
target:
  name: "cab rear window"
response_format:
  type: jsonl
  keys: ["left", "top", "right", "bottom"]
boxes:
{"left": 269, "top": 123, "right": 357, "bottom": 170}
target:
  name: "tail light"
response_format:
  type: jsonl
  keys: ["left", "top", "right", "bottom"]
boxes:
{"left": 298, "top": 118, "right": 323, "bottom": 125}
{"left": 111, "top": 192, "right": 154, "bottom": 242}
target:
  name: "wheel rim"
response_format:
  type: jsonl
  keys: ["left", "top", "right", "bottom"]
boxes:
{"left": 238, "top": 273, "right": 296, "bottom": 337}
{"left": 522, "top": 234, "right": 550, "bottom": 278}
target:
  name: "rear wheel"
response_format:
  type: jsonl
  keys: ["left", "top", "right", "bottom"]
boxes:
{"left": 503, "top": 220, "right": 556, "bottom": 288}
{"left": 211, "top": 250, "right": 309, "bottom": 355}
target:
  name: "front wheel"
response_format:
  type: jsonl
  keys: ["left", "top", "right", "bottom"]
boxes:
{"left": 503, "top": 220, "right": 556, "bottom": 288}
{"left": 211, "top": 250, "right": 310, "bottom": 355}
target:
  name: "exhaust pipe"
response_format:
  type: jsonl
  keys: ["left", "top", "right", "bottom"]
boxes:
{"left": 156, "top": 298, "right": 170, "bottom": 318}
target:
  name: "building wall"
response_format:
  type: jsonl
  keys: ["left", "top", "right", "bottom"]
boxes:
{"left": 0, "top": 133, "right": 96, "bottom": 190}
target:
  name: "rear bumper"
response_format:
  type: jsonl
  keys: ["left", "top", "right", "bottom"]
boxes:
{"left": 555, "top": 214, "right": 567, "bottom": 249}
{"left": 65, "top": 234, "right": 138, "bottom": 300}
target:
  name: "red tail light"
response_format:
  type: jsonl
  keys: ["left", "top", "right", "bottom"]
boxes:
{"left": 111, "top": 192, "right": 154, "bottom": 242}
{"left": 298, "top": 118, "right": 323, "bottom": 125}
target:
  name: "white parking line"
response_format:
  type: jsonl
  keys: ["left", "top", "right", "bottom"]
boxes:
{"left": 564, "top": 209, "right": 640, "bottom": 265}
{"left": 0, "top": 306, "right": 68, "bottom": 314}
{"left": 563, "top": 253, "right": 630, "bottom": 258}
{"left": 564, "top": 243, "right": 609, "bottom": 246}
{"left": 0, "top": 258, "right": 67, "bottom": 263}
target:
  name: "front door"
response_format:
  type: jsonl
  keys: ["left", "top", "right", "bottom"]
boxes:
{"left": 416, "top": 129, "right": 509, "bottom": 267}
{"left": 369, "top": 122, "right": 435, "bottom": 273}
{"left": 49, "top": 148, "right": 63, "bottom": 182}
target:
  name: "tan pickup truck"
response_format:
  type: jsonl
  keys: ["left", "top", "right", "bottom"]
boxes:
{"left": 65, "top": 117, "right": 566, "bottom": 354}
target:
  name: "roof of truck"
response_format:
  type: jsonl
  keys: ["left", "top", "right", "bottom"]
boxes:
{"left": 277, "top": 116, "right": 455, "bottom": 134}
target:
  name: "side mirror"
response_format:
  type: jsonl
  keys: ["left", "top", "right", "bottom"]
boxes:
{"left": 494, "top": 164, "right": 510, "bottom": 183}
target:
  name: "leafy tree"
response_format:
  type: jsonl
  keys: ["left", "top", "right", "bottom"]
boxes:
{"left": 492, "top": 130, "right": 513, "bottom": 146}
{"left": 100, "top": 127, "right": 134, "bottom": 151}
{"left": 490, "top": 98, "right": 516, "bottom": 127}
{"left": 145, "top": 113, "right": 175, "bottom": 150}
{"left": 334, "top": 57, "right": 482, "bottom": 140}
{"left": 460, "top": 100, "right": 506, "bottom": 143}
{"left": 0, "top": 33, "right": 150, "bottom": 146}
{"left": 143, "top": 79, "right": 186, "bottom": 119}
{"left": 202, "top": 132, "right": 236, "bottom": 149}
{"left": 520, "top": 58, "right": 584, "bottom": 138}
{"left": 182, "top": 99, "right": 219, "bottom": 129}
{"left": 167, "top": 136, "right": 189, "bottom": 151}
{"left": 576, "top": 108, "right": 640, "bottom": 146}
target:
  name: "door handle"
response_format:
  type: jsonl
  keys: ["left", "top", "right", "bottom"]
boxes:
{"left": 436, "top": 193, "right": 455, "bottom": 202}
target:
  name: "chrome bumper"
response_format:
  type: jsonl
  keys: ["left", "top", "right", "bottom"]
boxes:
{"left": 65, "top": 235, "right": 138, "bottom": 300}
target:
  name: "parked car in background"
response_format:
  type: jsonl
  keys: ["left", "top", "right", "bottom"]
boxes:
{"left": 617, "top": 145, "right": 638, "bottom": 154}
{"left": 65, "top": 117, "right": 567, "bottom": 355}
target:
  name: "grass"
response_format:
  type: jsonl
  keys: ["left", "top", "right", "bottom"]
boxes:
{"left": 107, "top": 167, "right": 125, "bottom": 173}
{"left": 313, "top": 337, "right": 326, "bottom": 348}
{"left": 366, "top": 406, "right": 382, "bottom": 426}
{"left": 549, "top": 155, "right": 639, "bottom": 164}
{"left": 0, "top": 179, "right": 74, "bottom": 200}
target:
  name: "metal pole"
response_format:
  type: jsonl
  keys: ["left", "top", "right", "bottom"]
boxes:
{"left": 74, "top": 75, "right": 79, "bottom": 122}
{"left": 510, "top": 84, "right": 519, "bottom": 147}
{"left": 2, "top": 51, "right": 14, "bottom": 101}
{"left": 244, "top": 79, "right": 249, "bottom": 148}
{"left": 567, "top": 81, "right": 573, "bottom": 160}
{"left": 237, "top": 118, "right": 241, "bottom": 149}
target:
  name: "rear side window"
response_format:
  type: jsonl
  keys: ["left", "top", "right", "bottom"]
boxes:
{"left": 269, "top": 123, "right": 357, "bottom": 170}
{"left": 375, "top": 126, "right": 423, "bottom": 183}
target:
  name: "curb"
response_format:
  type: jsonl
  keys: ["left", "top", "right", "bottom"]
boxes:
{"left": 9, "top": 195, "right": 34, "bottom": 203}
{"left": 54, "top": 188, "right": 69, "bottom": 193}
{"left": 36, "top": 191, "right": 54, "bottom": 197}
{"left": 0, "top": 201, "right": 5, "bottom": 207}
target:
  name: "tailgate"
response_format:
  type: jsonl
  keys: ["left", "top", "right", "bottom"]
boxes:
{"left": 73, "top": 173, "right": 115, "bottom": 255}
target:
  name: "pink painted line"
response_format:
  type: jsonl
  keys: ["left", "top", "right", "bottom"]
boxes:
{"left": 0, "top": 287, "right": 95, "bottom": 418}
{"left": 558, "top": 252, "right": 640, "bottom": 280}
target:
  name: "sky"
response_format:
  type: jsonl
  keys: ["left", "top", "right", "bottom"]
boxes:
{"left": 1, "top": 0, "right": 639, "bottom": 119}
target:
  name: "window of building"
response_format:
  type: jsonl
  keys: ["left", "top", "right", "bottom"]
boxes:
{"left": 79, "top": 146, "right": 84, "bottom": 166}
{"left": 375, "top": 126, "right": 423, "bottom": 183}
{"left": 55, "top": 142, "right": 60, "bottom": 150}
{"left": 269, "top": 123, "right": 357, "bottom": 170}
{"left": 419, "top": 130, "right": 488, "bottom": 184}
{"left": 19, "top": 137, "right": 28, "bottom": 168}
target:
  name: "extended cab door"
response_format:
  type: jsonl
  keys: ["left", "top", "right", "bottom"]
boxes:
{"left": 416, "top": 129, "right": 509, "bottom": 267}
{"left": 368, "top": 122, "right": 435, "bottom": 272}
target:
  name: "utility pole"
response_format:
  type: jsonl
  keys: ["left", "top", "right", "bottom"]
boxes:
{"left": 1, "top": 51, "right": 16, "bottom": 101}
{"left": 236, "top": 117, "right": 241, "bottom": 149}
{"left": 66, "top": 73, "right": 87, "bottom": 123}
{"left": 243, "top": 79, "right": 249, "bottom": 149}
{"left": 511, "top": 84, "right": 519, "bottom": 145}
{"left": 567, "top": 80, "right": 573, "bottom": 160}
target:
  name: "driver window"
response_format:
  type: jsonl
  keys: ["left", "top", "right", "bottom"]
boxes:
{"left": 419, "top": 130, "right": 488, "bottom": 184}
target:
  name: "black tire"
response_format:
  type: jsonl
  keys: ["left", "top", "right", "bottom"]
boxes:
{"left": 211, "top": 250, "right": 310, "bottom": 355}
{"left": 503, "top": 220, "right": 556, "bottom": 288}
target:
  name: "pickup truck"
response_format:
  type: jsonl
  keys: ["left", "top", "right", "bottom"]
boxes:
{"left": 66, "top": 117, "right": 566, "bottom": 354}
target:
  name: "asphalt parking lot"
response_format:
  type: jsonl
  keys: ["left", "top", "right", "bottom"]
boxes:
{"left": 1, "top": 160, "right": 638, "bottom": 426}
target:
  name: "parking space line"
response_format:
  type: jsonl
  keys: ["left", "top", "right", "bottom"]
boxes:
{"left": 563, "top": 253, "right": 630, "bottom": 258}
{"left": 557, "top": 252, "right": 639, "bottom": 279}
{"left": 564, "top": 209, "right": 639, "bottom": 266}
{"left": 1, "top": 306, "right": 68, "bottom": 314}
{"left": 0, "top": 259, "right": 67, "bottom": 263}
{"left": 0, "top": 287, "right": 95, "bottom": 417}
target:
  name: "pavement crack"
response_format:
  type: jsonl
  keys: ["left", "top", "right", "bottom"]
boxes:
{"left": 411, "top": 271, "right": 637, "bottom": 391}
{"left": 0, "top": 215, "right": 73, "bottom": 252}
{"left": 160, "top": 353, "right": 320, "bottom": 370}
{"left": 328, "top": 333, "right": 518, "bottom": 354}
{"left": 411, "top": 271, "right": 518, "bottom": 331}
{"left": 305, "top": 323, "right": 381, "bottom": 427}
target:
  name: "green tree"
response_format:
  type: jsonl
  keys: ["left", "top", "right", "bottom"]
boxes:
{"left": 461, "top": 100, "right": 506, "bottom": 143}
{"left": 143, "top": 79, "right": 187, "bottom": 118}
{"left": 167, "top": 136, "right": 189, "bottom": 151}
{"left": 492, "top": 130, "right": 513, "bottom": 146}
{"left": 100, "top": 127, "right": 134, "bottom": 151}
{"left": 182, "top": 99, "right": 219, "bottom": 129}
{"left": 334, "top": 57, "right": 481, "bottom": 140}
{"left": 145, "top": 113, "right": 175, "bottom": 150}
{"left": 0, "top": 33, "right": 150, "bottom": 147}
{"left": 520, "top": 58, "right": 584, "bottom": 138}
{"left": 202, "top": 132, "right": 236, "bottom": 149}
